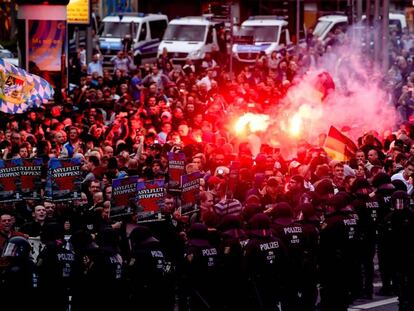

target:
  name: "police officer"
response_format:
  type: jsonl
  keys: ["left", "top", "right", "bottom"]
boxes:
{"left": 85, "top": 228, "right": 125, "bottom": 311}
{"left": 0, "top": 236, "right": 37, "bottom": 311}
{"left": 351, "top": 178, "right": 379, "bottom": 299}
{"left": 384, "top": 191, "right": 414, "bottom": 310}
{"left": 127, "top": 225, "right": 172, "bottom": 311}
{"left": 70, "top": 230, "right": 97, "bottom": 311}
{"left": 372, "top": 172, "right": 396, "bottom": 296}
{"left": 37, "top": 222, "right": 75, "bottom": 311}
{"left": 269, "top": 202, "right": 306, "bottom": 311}
{"left": 244, "top": 213, "right": 287, "bottom": 311}
{"left": 319, "top": 192, "right": 359, "bottom": 311}
{"left": 181, "top": 223, "right": 220, "bottom": 311}
{"left": 218, "top": 214, "right": 248, "bottom": 311}
{"left": 298, "top": 203, "right": 320, "bottom": 311}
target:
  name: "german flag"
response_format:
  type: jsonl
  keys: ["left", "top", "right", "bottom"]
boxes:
{"left": 324, "top": 126, "right": 358, "bottom": 161}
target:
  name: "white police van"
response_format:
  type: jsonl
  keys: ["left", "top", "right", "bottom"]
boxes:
{"left": 99, "top": 13, "right": 168, "bottom": 67}
{"left": 158, "top": 16, "right": 221, "bottom": 65}
{"left": 232, "top": 16, "right": 291, "bottom": 64}
{"left": 314, "top": 13, "right": 407, "bottom": 43}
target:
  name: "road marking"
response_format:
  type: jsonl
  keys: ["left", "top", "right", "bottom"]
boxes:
{"left": 348, "top": 297, "right": 398, "bottom": 310}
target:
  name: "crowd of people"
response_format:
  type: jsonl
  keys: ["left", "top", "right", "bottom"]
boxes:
{"left": 1, "top": 23, "right": 414, "bottom": 311}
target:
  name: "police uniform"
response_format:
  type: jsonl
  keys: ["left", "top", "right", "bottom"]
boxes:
{"left": 244, "top": 213, "right": 287, "bottom": 311}
{"left": 382, "top": 191, "right": 414, "bottom": 310}
{"left": 372, "top": 173, "right": 396, "bottom": 295}
{"left": 218, "top": 215, "right": 249, "bottom": 311}
{"left": 181, "top": 223, "right": 220, "bottom": 311}
{"left": 351, "top": 178, "right": 379, "bottom": 299}
{"left": 319, "top": 192, "right": 359, "bottom": 311}
{"left": 270, "top": 202, "right": 307, "bottom": 311}
{"left": 127, "top": 225, "right": 173, "bottom": 311}
{"left": 37, "top": 240, "right": 75, "bottom": 311}
{"left": 85, "top": 229, "right": 125, "bottom": 311}
{"left": 0, "top": 236, "right": 38, "bottom": 311}
{"left": 298, "top": 202, "right": 320, "bottom": 311}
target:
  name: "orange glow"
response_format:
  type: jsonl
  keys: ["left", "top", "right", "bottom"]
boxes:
{"left": 235, "top": 113, "right": 270, "bottom": 135}
{"left": 289, "top": 113, "right": 302, "bottom": 137}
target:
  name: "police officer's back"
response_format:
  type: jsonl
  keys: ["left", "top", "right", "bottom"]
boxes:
{"left": 218, "top": 214, "right": 248, "bottom": 311}
{"left": 244, "top": 213, "right": 287, "bottom": 311}
{"left": 36, "top": 223, "right": 75, "bottom": 311}
{"left": 372, "top": 172, "right": 396, "bottom": 295}
{"left": 127, "top": 225, "right": 172, "bottom": 311}
{"left": 384, "top": 191, "right": 414, "bottom": 310}
{"left": 269, "top": 202, "right": 306, "bottom": 311}
{"left": 298, "top": 203, "right": 320, "bottom": 311}
{"left": 181, "top": 223, "right": 220, "bottom": 311}
{"left": 351, "top": 178, "right": 379, "bottom": 299}
{"left": 0, "top": 236, "right": 37, "bottom": 311}
{"left": 319, "top": 192, "right": 359, "bottom": 311}
{"left": 86, "top": 228, "right": 125, "bottom": 311}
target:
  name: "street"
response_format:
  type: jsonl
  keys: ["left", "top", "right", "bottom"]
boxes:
{"left": 348, "top": 281, "right": 398, "bottom": 311}
{"left": 349, "top": 297, "right": 398, "bottom": 311}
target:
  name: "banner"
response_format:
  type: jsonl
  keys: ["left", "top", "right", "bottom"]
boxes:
{"left": 180, "top": 172, "right": 201, "bottom": 215}
{"left": 110, "top": 176, "right": 138, "bottom": 218}
{"left": 167, "top": 152, "right": 186, "bottom": 191}
{"left": 45, "top": 158, "right": 82, "bottom": 202}
{"left": 136, "top": 179, "right": 165, "bottom": 222}
{"left": 0, "top": 159, "right": 22, "bottom": 202}
{"left": 28, "top": 20, "right": 66, "bottom": 72}
{"left": 20, "top": 158, "right": 42, "bottom": 200}
{"left": 0, "top": 59, "right": 54, "bottom": 114}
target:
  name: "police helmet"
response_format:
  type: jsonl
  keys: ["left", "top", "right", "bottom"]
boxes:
{"left": 248, "top": 213, "right": 272, "bottom": 237}
{"left": 188, "top": 223, "right": 209, "bottom": 240}
{"left": 129, "top": 225, "right": 158, "bottom": 249}
{"left": 328, "top": 191, "right": 352, "bottom": 211}
{"left": 2, "top": 236, "right": 31, "bottom": 259}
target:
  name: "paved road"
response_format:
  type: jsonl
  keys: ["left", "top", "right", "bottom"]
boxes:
{"left": 349, "top": 296, "right": 398, "bottom": 311}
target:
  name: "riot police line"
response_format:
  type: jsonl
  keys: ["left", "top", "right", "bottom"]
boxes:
{"left": 1, "top": 177, "right": 414, "bottom": 311}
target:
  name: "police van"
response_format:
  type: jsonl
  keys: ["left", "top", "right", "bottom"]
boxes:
{"left": 157, "top": 16, "right": 222, "bottom": 65}
{"left": 232, "top": 16, "right": 292, "bottom": 64}
{"left": 313, "top": 13, "right": 407, "bottom": 43}
{"left": 99, "top": 13, "right": 168, "bottom": 67}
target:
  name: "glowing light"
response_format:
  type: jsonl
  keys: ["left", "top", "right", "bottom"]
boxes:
{"left": 289, "top": 113, "right": 302, "bottom": 137}
{"left": 235, "top": 113, "right": 270, "bottom": 135}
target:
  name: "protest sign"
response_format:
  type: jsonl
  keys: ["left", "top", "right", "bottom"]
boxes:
{"left": 180, "top": 172, "right": 201, "bottom": 215}
{"left": 136, "top": 179, "right": 165, "bottom": 222}
{"left": 167, "top": 152, "right": 185, "bottom": 191}
{"left": 45, "top": 158, "right": 82, "bottom": 201}
{"left": 20, "top": 158, "right": 42, "bottom": 200}
{"left": 111, "top": 176, "right": 138, "bottom": 218}
{"left": 0, "top": 158, "right": 22, "bottom": 202}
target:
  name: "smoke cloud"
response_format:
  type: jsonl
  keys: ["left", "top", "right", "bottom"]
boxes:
{"left": 258, "top": 24, "right": 397, "bottom": 157}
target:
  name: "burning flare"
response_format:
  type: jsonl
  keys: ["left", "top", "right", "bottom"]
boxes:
{"left": 289, "top": 113, "right": 303, "bottom": 137}
{"left": 235, "top": 113, "right": 270, "bottom": 135}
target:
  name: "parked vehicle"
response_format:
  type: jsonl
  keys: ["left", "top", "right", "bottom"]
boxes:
{"left": 99, "top": 13, "right": 168, "bottom": 67}
{"left": 158, "top": 16, "right": 222, "bottom": 65}
{"left": 232, "top": 16, "right": 292, "bottom": 64}
{"left": 313, "top": 13, "right": 407, "bottom": 43}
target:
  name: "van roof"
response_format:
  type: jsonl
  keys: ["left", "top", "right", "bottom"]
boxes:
{"left": 102, "top": 13, "right": 167, "bottom": 23}
{"left": 242, "top": 16, "right": 288, "bottom": 27}
{"left": 169, "top": 16, "right": 217, "bottom": 26}
{"left": 318, "top": 15, "right": 348, "bottom": 23}
{"left": 318, "top": 13, "right": 406, "bottom": 28}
